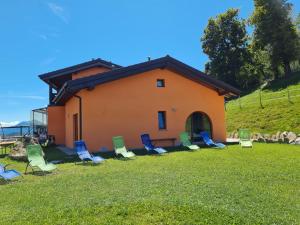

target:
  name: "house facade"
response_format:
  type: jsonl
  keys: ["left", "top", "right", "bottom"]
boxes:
{"left": 39, "top": 56, "right": 240, "bottom": 152}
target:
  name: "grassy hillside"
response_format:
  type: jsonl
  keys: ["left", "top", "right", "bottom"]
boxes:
{"left": 226, "top": 72, "right": 300, "bottom": 134}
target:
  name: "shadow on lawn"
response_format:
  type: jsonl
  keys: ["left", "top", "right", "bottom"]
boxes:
{"left": 42, "top": 145, "right": 207, "bottom": 164}
{"left": 263, "top": 71, "right": 300, "bottom": 92}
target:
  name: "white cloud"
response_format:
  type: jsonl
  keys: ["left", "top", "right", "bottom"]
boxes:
{"left": 16, "top": 95, "right": 47, "bottom": 100}
{"left": 39, "top": 34, "right": 48, "bottom": 40}
{"left": 47, "top": 2, "right": 70, "bottom": 24}
{"left": 0, "top": 121, "right": 20, "bottom": 127}
{"left": 40, "top": 57, "right": 56, "bottom": 66}
{"left": 0, "top": 95, "right": 46, "bottom": 100}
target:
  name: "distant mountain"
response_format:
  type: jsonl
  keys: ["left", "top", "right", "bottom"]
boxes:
{"left": 0, "top": 120, "right": 47, "bottom": 137}
{"left": 16, "top": 121, "right": 31, "bottom": 126}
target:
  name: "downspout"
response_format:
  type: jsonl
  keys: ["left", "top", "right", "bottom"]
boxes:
{"left": 73, "top": 94, "right": 83, "bottom": 140}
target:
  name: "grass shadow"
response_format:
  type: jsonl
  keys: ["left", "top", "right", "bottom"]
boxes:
{"left": 42, "top": 143, "right": 230, "bottom": 164}
{"left": 263, "top": 71, "right": 300, "bottom": 91}
{"left": 0, "top": 179, "right": 22, "bottom": 185}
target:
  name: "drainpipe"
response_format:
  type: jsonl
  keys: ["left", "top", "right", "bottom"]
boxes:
{"left": 73, "top": 94, "right": 83, "bottom": 140}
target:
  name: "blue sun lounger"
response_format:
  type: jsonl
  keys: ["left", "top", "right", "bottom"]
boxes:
{"left": 0, "top": 163, "right": 21, "bottom": 181}
{"left": 74, "top": 140, "right": 105, "bottom": 164}
{"left": 200, "top": 131, "right": 226, "bottom": 149}
{"left": 141, "top": 134, "right": 167, "bottom": 154}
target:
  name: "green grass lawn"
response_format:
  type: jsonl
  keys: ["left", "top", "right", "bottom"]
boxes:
{"left": 226, "top": 72, "right": 300, "bottom": 134}
{"left": 0, "top": 144, "right": 299, "bottom": 225}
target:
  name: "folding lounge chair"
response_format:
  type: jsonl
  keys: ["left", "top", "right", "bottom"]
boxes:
{"left": 25, "top": 144, "right": 57, "bottom": 174}
{"left": 179, "top": 132, "right": 200, "bottom": 150}
{"left": 112, "top": 136, "right": 135, "bottom": 158}
{"left": 0, "top": 163, "right": 21, "bottom": 181}
{"left": 200, "top": 131, "right": 226, "bottom": 149}
{"left": 238, "top": 129, "right": 253, "bottom": 148}
{"left": 141, "top": 134, "right": 167, "bottom": 154}
{"left": 74, "top": 140, "right": 105, "bottom": 164}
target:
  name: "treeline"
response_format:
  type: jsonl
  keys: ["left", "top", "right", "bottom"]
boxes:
{"left": 201, "top": 0, "right": 300, "bottom": 91}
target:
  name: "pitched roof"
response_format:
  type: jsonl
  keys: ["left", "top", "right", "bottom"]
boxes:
{"left": 53, "top": 55, "right": 240, "bottom": 105}
{"left": 39, "top": 58, "right": 122, "bottom": 88}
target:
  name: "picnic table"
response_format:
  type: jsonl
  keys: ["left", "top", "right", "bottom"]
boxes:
{"left": 0, "top": 141, "right": 16, "bottom": 155}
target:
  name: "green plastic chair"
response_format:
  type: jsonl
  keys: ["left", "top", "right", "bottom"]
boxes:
{"left": 25, "top": 144, "right": 57, "bottom": 174}
{"left": 112, "top": 136, "right": 136, "bottom": 158}
{"left": 238, "top": 129, "right": 253, "bottom": 148}
{"left": 180, "top": 132, "right": 200, "bottom": 150}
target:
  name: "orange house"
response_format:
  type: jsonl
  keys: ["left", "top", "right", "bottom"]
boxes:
{"left": 39, "top": 56, "right": 240, "bottom": 152}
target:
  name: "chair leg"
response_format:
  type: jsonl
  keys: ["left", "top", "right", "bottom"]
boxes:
{"left": 25, "top": 162, "right": 30, "bottom": 174}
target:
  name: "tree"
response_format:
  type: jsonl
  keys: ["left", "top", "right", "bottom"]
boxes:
{"left": 296, "top": 13, "right": 300, "bottom": 33}
{"left": 250, "top": 0, "right": 300, "bottom": 78}
{"left": 239, "top": 45, "right": 273, "bottom": 89}
{"left": 201, "top": 9, "right": 249, "bottom": 88}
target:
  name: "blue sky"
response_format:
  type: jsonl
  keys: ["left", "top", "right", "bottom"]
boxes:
{"left": 0, "top": 0, "right": 299, "bottom": 123}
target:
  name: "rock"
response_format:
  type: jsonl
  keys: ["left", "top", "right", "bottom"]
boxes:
{"left": 8, "top": 141, "right": 27, "bottom": 161}
{"left": 233, "top": 132, "right": 239, "bottom": 139}
{"left": 275, "top": 131, "right": 281, "bottom": 140}
{"left": 271, "top": 134, "right": 278, "bottom": 142}
{"left": 295, "top": 137, "right": 300, "bottom": 145}
{"left": 231, "top": 132, "right": 235, "bottom": 138}
{"left": 257, "top": 133, "right": 265, "bottom": 142}
{"left": 251, "top": 133, "right": 258, "bottom": 142}
{"left": 263, "top": 134, "right": 271, "bottom": 143}
{"left": 287, "top": 132, "right": 297, "bottom": 143}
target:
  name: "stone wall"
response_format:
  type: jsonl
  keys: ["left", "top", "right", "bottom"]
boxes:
{"left": 227, "top": 131, "right": 300, "bottom": 145}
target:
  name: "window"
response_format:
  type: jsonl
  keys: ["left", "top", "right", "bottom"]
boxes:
{"left": 156, "top": 79, "right": 165, "bottom": 87}
{"left": 158, "top": 111, "right": 167, "bottom": 130}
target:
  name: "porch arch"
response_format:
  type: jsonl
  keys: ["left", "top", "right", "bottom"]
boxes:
{"left": 185, "top": 111, "right": 212, "bottom": 142}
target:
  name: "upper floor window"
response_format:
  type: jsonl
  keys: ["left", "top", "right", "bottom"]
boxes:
{"left": 157, "top": 79, "right": 165, "bottom": 87}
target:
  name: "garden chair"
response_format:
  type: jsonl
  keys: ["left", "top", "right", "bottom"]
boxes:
{"left": 238, "top": 129, "right": 253, "bottom": 148}
{"left": 180, "top": 132, "right": 200, "bottom": 150}
{"left": 200, "top": 131, "right": 226, "bottom": 149}
{"left": 74, "top": 140, "right": 105, "bottom": 164}
{"left": 112, "top": 136, "right": 135, "bottom": 158}
{"left": 0, "top": 163, "right": 21, "bottom": 181}
{"left": 25, "top": 144, "right": 57, "bottom": 174}
{"left": 141, "top": 134, "right": 167, "bottom": 154}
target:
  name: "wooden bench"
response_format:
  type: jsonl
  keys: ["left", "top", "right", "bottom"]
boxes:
{"left": 151, "top": 138, "right": 177, "bottom": 147}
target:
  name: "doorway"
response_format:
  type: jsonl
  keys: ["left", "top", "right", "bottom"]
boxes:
{"left": 185, "top": 112, "right": 212, "bottom": 142}
{"left": 73, "top": 113, "right": 79, "bottom": 142}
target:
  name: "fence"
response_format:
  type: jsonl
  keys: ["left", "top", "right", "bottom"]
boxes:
{"left": 225, "top": 88, "right": 300, "bottom": 110}
{"left": 0, "top": 125, "right": 31, "bottom": 139}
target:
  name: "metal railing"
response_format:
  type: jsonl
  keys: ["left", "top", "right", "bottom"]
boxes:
{"left": 225, "top": 88, "right": 300, "bottom": 110}
{"left": 0, "top": 126, "right": 31, "bottom": 139}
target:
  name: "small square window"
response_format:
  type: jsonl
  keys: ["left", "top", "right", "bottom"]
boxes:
{"left": 158, "top": 111, "right": 167, "bottom": 130}
{"left": 157, "top": 79, "right": 165, "bottom": 87}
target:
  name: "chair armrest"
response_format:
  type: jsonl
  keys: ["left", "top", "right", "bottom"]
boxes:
{"left": 4, "top": 164, "right": 12, "bottom": 170}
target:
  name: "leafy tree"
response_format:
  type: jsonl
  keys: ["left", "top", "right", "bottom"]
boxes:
{"left": 296, "top": 13, "right": 300, "bottom": 33}
{"left": 239, "top": 45, "right": 273, "bottom": 89}
{"left": 201, "top": 9, "right": 249, "bottom": 88}
{"left": 250, "top": 0, "right": 300, "bottom": 78}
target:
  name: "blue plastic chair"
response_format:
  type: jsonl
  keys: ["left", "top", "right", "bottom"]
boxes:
{"left": 0, "top": 163, "right": 21, "bottom": 181}
{"left": 74, "top": 141, "right": 105, "bottom": 164}
{"left": 141, "top": 134, "right": 167, "bottom": 154}
{"left": 200, "top": 131, "right": 226, "bottom": 149}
